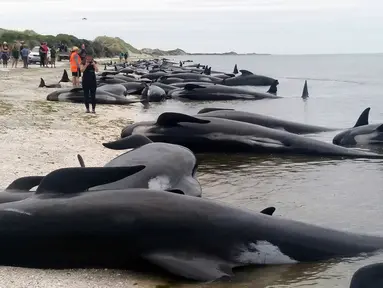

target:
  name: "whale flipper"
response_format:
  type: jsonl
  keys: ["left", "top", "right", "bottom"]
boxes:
{"left": 302, "top": 80, "right": 309, "bottom": 99}
{"left": 77, "top": 154, "right": 85, "bottom": 167}
{"left": 157, "top": 112, "right": 210, "bottom": 127}
{"left": 197, "top": 108, "right": 235, "bottom": 114}
{"left": 239, "top": 70, "right": 253, "bottom": 76}
{"left": 103, "top": 134, "right": 153, "bottom": 150}
{"left": 59, "top": 69, "right": 70, "bottom": 83}
{"left": 233, "top": 64, "right": 238, "bottom": 74}
{"left": 350, "top": 263, "right": 383, "bottom": 288}
{"left": 5, "top": 176, "right": 45, "bottom": 191}
{"left": 143, "top": 252, "right": 234, "bottom": 282}
{"left": 353, "top": 107, "right": 370, "bottom": 127}
{"left": 39, "top": 78, "right": 46, "bottom": 88}
{"left": 260, "top": 207, "right": 276, "bottom": 216}
{"left": 184, "top": 84, "right": 206, "bottom": 90}
{"left": 36, "top": 166, "right": 145, "bottom": 194}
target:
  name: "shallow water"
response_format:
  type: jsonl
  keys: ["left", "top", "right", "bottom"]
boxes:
{"left": 1, "top": 54, "right": 383, "bottom": 287}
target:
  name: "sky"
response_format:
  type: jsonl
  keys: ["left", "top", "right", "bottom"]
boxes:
{"left": 1, "top": 0, "right": 383, "bottom": 54}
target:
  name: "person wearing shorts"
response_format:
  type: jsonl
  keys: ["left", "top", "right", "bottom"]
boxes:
{"left": 70, "top": 46, "right": 81, "bottom": 87}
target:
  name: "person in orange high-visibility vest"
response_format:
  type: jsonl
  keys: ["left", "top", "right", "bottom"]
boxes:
{"left": 70, "top": 46, "right": 81, "bottom": 87}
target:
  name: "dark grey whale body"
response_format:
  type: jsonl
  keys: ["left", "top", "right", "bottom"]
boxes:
{"left": 197, "top": 108, "right": 370, "bottom": 134}
{"left": 223, "top": 70, "right": 279, "bottom": 87}
{"left": 86, "top": 135, "right": 202, "bottom": 197}
{"left": 1, "top": 185, "right": 383, "bottom": 282}
{"left": 350, "top": 263, "right": 383, "bottom": 288}
{"left": 333, "top": 108, "right": 383, "bottom": 147}
{"left": 120, "top": 112, "right": 383, "bottom": 158}
{"left": 46, "top": 85, "right": 140, "bottom": 105}
{"left": 168, "top": 84, "right": 280, "bottom": 101}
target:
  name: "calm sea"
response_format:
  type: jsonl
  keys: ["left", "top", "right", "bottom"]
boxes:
{"left": 128, "top": 54, "right": 383, "bottom": 288}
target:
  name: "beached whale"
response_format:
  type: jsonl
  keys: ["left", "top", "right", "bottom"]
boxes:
{"left": 38, "top": 70, "right": 70, "bottom": 88}
{"left": 119, "top": 112, "right": 383, "bottom": 159}
{"left": 222, "top": 70, "right": 279, "bottom": 87}
{"left": 80, "top": 134, "right": 202, "bottom": 197}
{"left": 168, "top": 83, "right": 280, "bottom": 101}
{"left": 141, "top": 84, "right": 166, "bottom": 102}
{"left": 197, "top": 107, "right": 370, "bottom": 134}
{"left": 1, "top": 186, "right": 383, "bottom": 282}
{"left": 46, "top": 85, "right": 141, "bottom": 105}
{"left": 350, "top": 263, "right": 383, "bottom": 288}
{"left": 333, "top": 108, "right": 383, "bottom": 147}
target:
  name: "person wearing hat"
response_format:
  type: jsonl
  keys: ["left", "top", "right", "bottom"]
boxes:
{"left": 70, "top": 46, "right": 81, "bottom": 87}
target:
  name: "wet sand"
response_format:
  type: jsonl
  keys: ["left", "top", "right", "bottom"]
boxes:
{"left": 0, "top": 60, "right": 164, "bottom": 288}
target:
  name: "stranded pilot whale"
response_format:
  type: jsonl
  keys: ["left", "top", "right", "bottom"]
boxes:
{"left": 1, "top": 187, "right": 383, "bottom": 282}
{"left": 196, "top": 107, "right": 370, "bottom": 134}
{"left": 349, "top": 263, "right": 383, "bottom": 288}
{"left": 79, "top": 134, "right": 202, "bottom": 197}
{"left": 333, "top": 107, "right": 383, "bottom": 147}
{"left": 38, "top": 70, "right": 70, "bottom": 88}
{"left": 119, "top": 112, "right": 383, "bottom": 159}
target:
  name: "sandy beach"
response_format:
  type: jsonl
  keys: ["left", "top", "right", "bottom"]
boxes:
{"left": 0, "top": 60, "right": 168, "bottom": 288}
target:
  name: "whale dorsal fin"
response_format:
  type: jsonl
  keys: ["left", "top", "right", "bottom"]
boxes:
{"left": 353, "top": 107, "right": 370, "bottom": 127}
{"left": 38, "top": 78, "right": 45, "bottom": 88}
{"left": 5, "top": 176, "right": 45, "bottom": 191}
{"left": 59, "top": 69, "right": 70, "bottom": 83}
{"left": 240, "top": 69, "right": 253, "bottom": 76}
{"left": 143, "top": 252, "right": 234, "bottom": 282}
{"left": 102, "top": 134, "right": 153, "bottom": 150}
{"left": 233, "top": 64, "right": 239, "bottom": 74}
{"left": 302, "top": 80, "right": 309, "bottom": 99}
{"left": 157, "top": 112, "right": 210, "bottom": 127}
{"left": 267, "top": 81, "right": 278, "bottom": 95}
{"left": 184, "top": 84, "right": 206, "bottom": 90}
{"left": 376, "top": 124, "right": 383, "bottom": 132}
{"left": 197, "top": 108, "right": 235, "bottom": 114}
{"left": 36, "top": 166, "right": 145, "bottom": 194}
{"left": 260, "top": 207, "right": 276, "bottom": 216}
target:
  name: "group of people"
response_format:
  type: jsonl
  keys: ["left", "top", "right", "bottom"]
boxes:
{"left": 119, "top": 51, "right": 129, "bottom": 63}
{"left": 69, "top": 44, "right": 99, "bottom": 114}
{"left": 0, "top": 41, "right": 31, "bottom": 69}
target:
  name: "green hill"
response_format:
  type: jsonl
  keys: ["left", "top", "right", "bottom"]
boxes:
{"left": 0, "top": 28, "right": 188, "bottom": 57}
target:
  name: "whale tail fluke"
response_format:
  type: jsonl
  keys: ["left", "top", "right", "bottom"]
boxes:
{"left": 267, "top": 80, "right": 278, "bottom": 95}
{"left": 302, "top": 80, "right": 309, "bottom": 99}
{"left": 103, "top": 134, "right": 153, "bottom": 150}
{"left": 77, "top": 154, "right": 85, "bottom": 167}
{"left": 39, "top": 78, "right": 46, "bottom": 88}
{"left": 36, "top": 166, "right": 146, "bottom": 194}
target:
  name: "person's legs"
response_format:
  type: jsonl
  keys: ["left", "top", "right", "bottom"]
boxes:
{"left": 90, "top": 86, "right": 97, "bottom": 113}
{"left": 14, "top": 56, "right": 18, "bottom": 68}
{"left": 83, "top": 84, "right": 91, "bottom": 112}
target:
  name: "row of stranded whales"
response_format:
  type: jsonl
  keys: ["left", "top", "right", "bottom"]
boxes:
{"left": 0, "top": 176, "right": 383, "bottom": 282}
{"left": 117, "top": 111, "right": 383, "bottom": 158}
{"left": 44, "top": 59, "right": 315, "bottom": 106}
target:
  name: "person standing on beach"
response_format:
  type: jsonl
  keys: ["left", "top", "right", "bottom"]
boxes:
{"left": 70, "top": 46, "right": 81, "bottom": 87}
{"left": 50, "top": 46, "right": 56, "bottom": 68}
{"left": 80, "top": 55, "right": 99, "bottom": 113}
{"left": 1, "top": 42, "right": 10, "bottom": 68}
{"left": 42, "top": 42, "right": 49, "bottom": 67}
{"left": 11, "top": 42, "right": 20, "bottom": 68}
{"left": 39, "top": 42, "right": 45, "bottom": 67}
{"left": 21, "top": 46, "right": 30, "bottom": 68}
{"left": 124, "top": 51, "right": 128, "bottom": 63}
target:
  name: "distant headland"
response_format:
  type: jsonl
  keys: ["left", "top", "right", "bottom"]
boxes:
{"left": 0, "top": 28, "right": 268, "bottom": 57}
